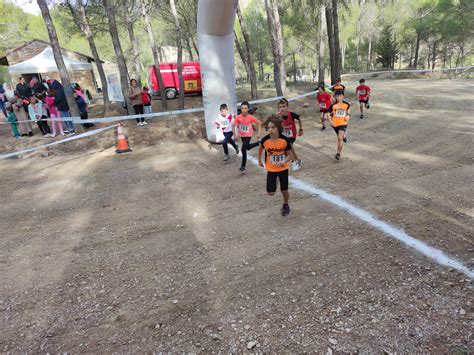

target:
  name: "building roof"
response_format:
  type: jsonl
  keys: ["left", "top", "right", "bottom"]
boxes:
{"left": 0, "top": 39, "right": 96, "bottom": 66}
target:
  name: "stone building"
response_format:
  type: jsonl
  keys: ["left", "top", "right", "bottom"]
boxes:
{"left": 0, "top": 39, "right": 98, "bottom": 93}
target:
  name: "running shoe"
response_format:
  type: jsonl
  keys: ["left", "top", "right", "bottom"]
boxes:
{"left": 137, "top": 122, "right": 142, "bottom": 126}
{"left": 142, "top": 121, "right": 148, "bottom": 125}
{"left": 360, "top": 114, "right": 364, "bottom": 119}
{"left": 223, "top": 154, "right": 230, "bottom": 161}
{"left": 292, "top": 160, "right": 300, "bottom": 171}
{"left": 281, "top": 204, "right": 290, "bottom": 216}
{"left": 239, "top": 166, "right": 246, "bottom": 172}
{"left": 335, "top": 153, "right": 340, "bottom": 160}
{"left": 67, "top": 131, "right": 76, "bottom": 136}
{"left": 367, "top": 103, "right": 370, "bottom": 109}
{"left": 343, "top": 135, "right": 348, "bottom": 143}
{"left": 235, "top": 145, "right": 240, "bottom": 154}
{"left": 321, "top": 125, "right": 326, "bottom": 131}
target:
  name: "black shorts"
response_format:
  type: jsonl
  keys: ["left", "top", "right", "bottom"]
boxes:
{"left": 267, "top": 169, "right": 289, "bottom": 193}
{"left": 359, "top": 100, "right": 369, "bottom": 104}
{"left": 320, "top": 108, "right": 330, "bottom": 113}
{"left": 333, "top": 125, "right": 347, "bottom": 134}
{"left": 286, "top": 137, "right": 296, "bottom": 144}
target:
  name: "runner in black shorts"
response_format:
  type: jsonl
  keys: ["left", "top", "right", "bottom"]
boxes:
{"left": 258, "top": 115, "right": 294, "bottom": 216}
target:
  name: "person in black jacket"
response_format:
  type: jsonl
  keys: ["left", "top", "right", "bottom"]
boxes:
{"left": 30, "top": 77, "right": 48, "bottom": 98}
{"left": 51, "top": 80, "right": 75, "bottom": 135}
{"left": 15, "top": 76, "right": 32, "bottom": 111}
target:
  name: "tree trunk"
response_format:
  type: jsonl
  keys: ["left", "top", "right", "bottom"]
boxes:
{"left": 292, "top": 52, "right": 297, "bottom": 82}
{"left": 234, "top": 31, "right": 249, "bottom": 73}
{"left": 170, "top": 0, "right": 184, "bottom": 110}
{"left": 141, "top": 0, "right": 167, "bottom": 109}
{"left": 341, "top": 45, "right": 345, "bottom": 70}
{"left": 237, "top": 3, "right": 258, "bottom": 99}
{"left": 124, "top": 0, "right": 142, "bottom": 86}
{"left": 431, "top": 41, "right": 437, "bottom": 69}
{"left": 367, "top": 35, "right": 372, "bottom": 70}
{"left": 37, "top": 0, "right": 79, "bottom": 117}
{"left": 414, "top": 31, "right": 421, "bottom": 69}
{"left": 185, "top": 35, "right": 194, "bottom": 61}
{"left": 67, "top": 1, "right": 110, "bottom": 110}
{"left": 332, "top": 0, "right": 342, "bottom": 79}
{"left": 264, "top": 0, "right": 286, "bottom": 96}
{"left": 318, "top": 3, "right": 326, "bottom": 83}
{"left": 258, "top": 45, "right": 264, "bottom": 81}
{"left": 103, "top": 0, "right": 129, "bottom": 112}
{"left": 325, "top": 0, "right": 337, "bottom": 84}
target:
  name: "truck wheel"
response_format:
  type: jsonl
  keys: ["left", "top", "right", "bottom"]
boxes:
{"left": 165, "top": 88, "right": 177, "bottom": 100}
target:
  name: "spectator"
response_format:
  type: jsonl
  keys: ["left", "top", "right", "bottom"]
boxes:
{"left": 129, "top": 79, "right": 146, "bottom": 126}
{"left": 74, "top": 91, "right": 94, "bottom": 129}
{"left": 45, "top": 88, "right": 65, "bottom": 137}
{"left": 13, "top": 94, "right": 33, "bottom": 137}
{"left": 30, "top": 77, "right": 48, "bottom": 98}
{"left": 16, "top": 77, "right": 32, "bottom": 109}
{"left": 28, "top": 95, "right": 51, "bottom": 137}
{"left": 50, "top": 79, "right": 75, "bottom": 135}
{"left": 0, "top": 84, "right": 6, "bottom": 118}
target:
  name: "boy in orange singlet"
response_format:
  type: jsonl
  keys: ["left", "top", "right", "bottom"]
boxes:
{"left": 328, "top": 90, "right": 351, "bottom": 160}
{"left": 258, "top": 115, "right": 294, "bottom": 216}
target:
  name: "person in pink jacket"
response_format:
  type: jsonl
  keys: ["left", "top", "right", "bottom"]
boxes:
{"left": 45, "top": 89, "right": 65, "bottom": 137}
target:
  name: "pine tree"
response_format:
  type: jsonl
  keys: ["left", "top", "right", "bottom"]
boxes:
{"left": 376, "top": 26, "right": 399, "bottom": 69}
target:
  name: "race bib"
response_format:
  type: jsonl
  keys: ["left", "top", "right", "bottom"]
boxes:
{"left": 219, "top": 119, "right": 229, "bottom": 128}
{"left": 320, "top": 102, "right": 326, "bottom": 108}
{"left": 283, "top": 129, "right": 293, "bottom": 137}
{"left": 359, "top": 90, "right": 366, "bottom": 95}
{"left": 239, "top": 124, "right": 250, "bottom": 133}
{"left": 270, "top": 154, "right": 285, "bottom": 164}
{"left": 335, "top": 109, "right": 346, "bottom": 117}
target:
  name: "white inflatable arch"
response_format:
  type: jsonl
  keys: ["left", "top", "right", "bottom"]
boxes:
{"left": 197, "top": 0, "right": 237, "bottom": 143}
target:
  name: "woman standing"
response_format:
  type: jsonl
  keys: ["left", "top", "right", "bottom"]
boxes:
{"left": 129, "top": 79, "right": 146, "bottom": 126}
{"left": 13, "top": 95, "right": 33, "bottom": 136}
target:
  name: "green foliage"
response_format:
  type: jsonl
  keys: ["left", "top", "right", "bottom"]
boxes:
{"left": 376, "top": 26, "right": 399, "bottom": 69}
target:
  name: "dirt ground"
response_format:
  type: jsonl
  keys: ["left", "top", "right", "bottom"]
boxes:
{"left": 0, "top": 79, "right": 473, "bottom": 352}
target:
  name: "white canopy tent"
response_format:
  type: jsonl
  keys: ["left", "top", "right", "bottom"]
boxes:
{"left": 8, "top": 46, "right": 93, "bottom": 74}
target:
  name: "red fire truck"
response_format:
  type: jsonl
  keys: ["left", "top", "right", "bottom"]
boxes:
{"left": 148, "top": 62, "right": 202, "bottom": 99}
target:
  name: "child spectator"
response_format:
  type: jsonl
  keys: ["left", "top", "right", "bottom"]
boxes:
{"left": 142, "top": 86, "right": 152, "bottom": 115}
{"left": 28, "top": 96, "right": 51, "bottom": 137}
{"left": 129, "top": 79, "right": 146, "bottom": 126}
{"left": 215, "top": 103, "right": 239, "bottom": 161}
{"left": 258, "top": 115, "right": 294, "bottom": 216}
{"left": 45, "top": 89, "right": 65, "bottom": 137}
{"left": 6, "top": 106, "right": 20, "bottom": 138}
{"left": 74, "top": 91, "right": 94, "bottom": 129}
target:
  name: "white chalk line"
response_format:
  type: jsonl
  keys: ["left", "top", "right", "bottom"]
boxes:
{"left": 342, "top": 65, "right": 474, "bottom": 77}
{"left": 0, "top": 124, "right": 117, "bottom": 160}
{"left": 246, "top": 155, "right": 474, "bottom": 279}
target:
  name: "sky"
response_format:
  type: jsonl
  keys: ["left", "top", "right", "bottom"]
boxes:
{"left": 12, "top": 0, "right": 41, "bottom": 16}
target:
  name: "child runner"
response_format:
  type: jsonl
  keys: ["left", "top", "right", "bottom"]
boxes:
{"left": 316, "top": 83, "right": 333, "bottom": 130}
{"left": 45, "top": 89, "right": 65, "bottom": 137}
{"left": 258, "top": 115, "right": 294, "bottom": 216}
{"left": 277, "top": 98, "right": 303, "bottom": 171}
{"left": 232, "top": 100, "right": 261, "bottom": 172}
{"left": 142, "top": 86, "right": 152, "bottom": 115}
{"left": 6, "top": 106, "right": 20, "bottom": 138}
{"left": 330, "top": 78, "right": 345, "bottom": 95}
{"left": 215, "top": 103, "right": 239, "bottom": 161}
{"left": 328, "top": 90, "right": 351, "bottom": 160}
{"left": 356, "top": 78, "right": 371, "bottom": 118}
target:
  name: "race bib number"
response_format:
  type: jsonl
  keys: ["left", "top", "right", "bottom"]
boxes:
{"left": 270, "top": 154, "right": 285, "bottom": 164}
{"left": 335, "top": 109, "right": 346, "bottom": 117}
{"left": 283, "top": 129, "right": 293, "bottom": 137}
{"left": 239, "top": 124, "right": 250, "bottom": 133}
{"left": 219, "top": 119, "right": 229, "bottom": 128}
{"left": 358, "top": 90, "right": 366, "bottom": 95}
{"left": 320, "top": 102, "right": 326, "bottom": 108}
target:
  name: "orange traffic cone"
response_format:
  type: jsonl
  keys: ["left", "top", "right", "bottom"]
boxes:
{"left": 116, "top": 123, "right": 132, "bottom": 153}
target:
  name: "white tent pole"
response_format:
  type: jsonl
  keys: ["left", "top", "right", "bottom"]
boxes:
{"left": 197, "top": 0, "right": 237, "bottom": 143}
